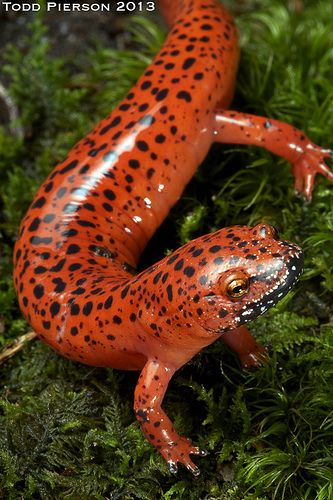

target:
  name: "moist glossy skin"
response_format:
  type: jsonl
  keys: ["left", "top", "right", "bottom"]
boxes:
{"left": 13, "top": 0, "right": 332, "bottom": 476}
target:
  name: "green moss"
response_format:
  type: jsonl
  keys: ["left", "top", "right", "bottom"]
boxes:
{"left": 1, "top": 1, "right": 333, "bottom": 498}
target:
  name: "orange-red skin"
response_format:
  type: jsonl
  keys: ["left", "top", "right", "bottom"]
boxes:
{"left": 13, "top": 0, "right": 332, "bottom": 475}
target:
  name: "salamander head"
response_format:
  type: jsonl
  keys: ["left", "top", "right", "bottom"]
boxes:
{"left": 159, "top": 223, "right": 303, "bottom": 334}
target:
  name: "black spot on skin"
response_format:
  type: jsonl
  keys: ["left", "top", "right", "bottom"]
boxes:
{"left": 104, "top": 296, "right": 113, "bottom": 309}
{"left": 147, "top": 168, "right": 155, "bottom": 179}
{"left": 125, "top": 120, "right": 136, "bottom": 130}
{"left": 53, "top": 278, "right": 66, "bottom": 293}
{"left": 166, "top": 284, "right": 173, "bottom": 301}
{"left": 209, "top": 245, "right": 221, "bottom": 253}
{"left": 119, "top": 103, "right": 131, "bottom": 111}
{"left": 130, "top": 313, "right": 136, "bottom": 322}
{"left": 99, "top": 116, "right": 121, "bottom": 135}
{"left": 112, "top": 131, "right": 122, "bottom": 141}
{"left": 141, "top": 80, "right": 152, "bottom": 90}
{"left": 184, "top": 266, "right": 195, "bottom": 277}
{"left": 139, "top": 103, "right": 149, "bottom": 112}
{"left": 66, "top": 244, "right": 80, "bottom": 255}
{"left": 28, "top": 218, "right": 41, "bottom": 232}
{"left": 113, "top": 315, "right": 122, "bottom": 324}
{"left": 182, "top": 57, "right": 196, "bottom": 69}
{"left": 71, "top": 326, "right": 78, "bottom": 336}
{"left": 44, "top": 181, "right": 53, "bottom": 193}
{"left": 69, "top": 263, "right": 82, "bottom": 271}
{"left": 83, "top": 203, "right": 95, "bottom": 211}
{"left": 136, "top": 409, "right": 149, "bottom": 423}
{"left": 77, "top": 220, "right": 96, "bottom": 228}
{"left": 121, "top": 285, "right": 130, "bottom": 299}
{"left": 153, "top": 271, "right": 162, "bottom": 284}
{"left": 50, "top": 302, "right": 60, "bottom": 317}
{"left": 155, "top": 134, "right": 166, "bottom": 143}
{"left": 32, "top": 196, "right": 46, "bottom": 209}
{"left": 42, "top": 321, "right": 51, "bottom": 330}
{"left": 156, "top": 89, "right": 169, "bottom": 101}
{"left": 34, "top": 266, "right": 47, "bottom": 274}
{"left": 192, "top": 248, "right": 203, "bottom": 257}
{"left": 71, "top": 303, "right": 80, "bottom": 315}
{"left": 107, "top": 334, "right": 116, "bottom": 340}
{"left": 129, "top": 159, "right": 140, "bottom": 169}
{"left": 201, "top": 24, "right": 212, "bottom": 30}
{"left": 194, "top": 72, "right": 203, "bottom": 80}
{"left": 161, "top": 272, "right": 169, "bottom": 284}
{"left": 104, "top": 189, "right": 116, "bottom": 201}
{"left": 218, "top": 309, "right": 228, "bottom": 318}
{"left": 33, "top": 284, "right": 44, "bottom": 299}
{"left": 103, "top": 203, "right": 113, "bottom": 212}
{"left": 60, "top": 160, "right": 78, "bottom": 174}
{"left": 176, "top": 90, "right": 192, "bottom": 102}
{"left": 137, "top": 140, "right": 149, "bottom": 152}
{"left": 67, "top": 221, "right": 81, "bottom": 240}
{"left": 167, "top": 254, "right": 179, "bottom": 265}
{"left": 79, "top": 166, "right": 90, "bottom": 176}
{"left": 174, "top": 259, "right": 184, "bottom": 271}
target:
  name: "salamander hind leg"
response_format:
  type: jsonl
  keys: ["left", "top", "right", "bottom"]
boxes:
{"left": 134, "top": 359, "right": 207, "bottom": 476}
{"left": 213, "top": 109, "right": 333, "bottom": 200}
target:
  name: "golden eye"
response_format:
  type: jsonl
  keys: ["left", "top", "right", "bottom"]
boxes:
{"left": 226, "top": 278, "right": 248, "bottom": 298}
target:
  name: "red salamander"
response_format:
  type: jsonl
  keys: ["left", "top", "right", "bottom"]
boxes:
{"left": 13, "top": 0, "right": 333, "bottom": 475}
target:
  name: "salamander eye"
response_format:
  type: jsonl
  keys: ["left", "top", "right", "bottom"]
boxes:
{"left": 255, "top": 223, "right": 279, "bottom": 240}
{"left": 226, "top": 278, "right": 249, "bottom": 298}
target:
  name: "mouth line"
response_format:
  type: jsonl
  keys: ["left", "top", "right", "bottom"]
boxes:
{"left": 209, "top": 251, "right": 304, "bottom": 334}
{"left": 238, "top": 252, "right": 304, "bottom": 322}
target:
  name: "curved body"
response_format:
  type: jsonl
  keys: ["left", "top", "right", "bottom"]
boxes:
{"left": 13, "top": 0, "right": 332, "bottom": 475}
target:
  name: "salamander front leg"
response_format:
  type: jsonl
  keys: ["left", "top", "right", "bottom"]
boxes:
{"left": 222, "top": 325, "right": 268, "bottom": 368}
{"left": 134, "top": 358, "right": 207, "bottom": 475}
{"left": 213, "top": 110, "right": 333, "bottom": 200}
